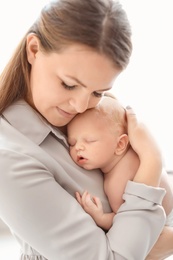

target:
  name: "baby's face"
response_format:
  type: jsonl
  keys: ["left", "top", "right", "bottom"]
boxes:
{"left": 67, "top": 110, "right": 118, "bottom": 171}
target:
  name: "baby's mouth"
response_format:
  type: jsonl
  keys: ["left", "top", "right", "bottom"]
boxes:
{"left": 77, "top": 155, "right": 84, "bottom": 161}
{"left": 77, "top": 156, "right": 88, "bottom": 164}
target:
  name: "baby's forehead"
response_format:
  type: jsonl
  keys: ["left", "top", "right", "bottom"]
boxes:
{"left": 67, "top": 110, "right": 97, "bottom": 130}
{"left": 99, "top": 96, "right": 121, "bottom": 109}
{"left": 74, "top": 109, "right": 106, "bottom": 127}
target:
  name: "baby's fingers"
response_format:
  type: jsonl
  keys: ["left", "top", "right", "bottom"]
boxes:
{"left": 92, "top": 196, "right": 103, "bottom": 210}
{"left": 75, "top": 191, "right": 82, "bottom": 206}
{"left": 77, "top": 190, "right": 91, "bottom": 208}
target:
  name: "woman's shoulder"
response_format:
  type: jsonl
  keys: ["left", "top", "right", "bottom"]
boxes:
{"left": 1, "top": 100, "right": 51, "bottom": 145}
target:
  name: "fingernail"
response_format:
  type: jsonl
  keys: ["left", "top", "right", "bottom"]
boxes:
{"left": 126, "top": 105, "right": 132, "bottom": 110}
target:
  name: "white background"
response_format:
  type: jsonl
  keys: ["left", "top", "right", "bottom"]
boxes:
{"left": 0, "top": 0, "right": 172, "bottom": 170}
{"left": 114, "top": 0, "right": 173, "bottom": 171}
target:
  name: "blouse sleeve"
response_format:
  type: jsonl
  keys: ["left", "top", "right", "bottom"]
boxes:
{"left": 107, "top": 181, "right": 166, "bottom": 259}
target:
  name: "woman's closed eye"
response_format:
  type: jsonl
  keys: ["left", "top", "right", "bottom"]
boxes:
{"left": 93, "top": 91, "right": 104, "bottom": 98}
{"left": 61, "top": 81, "right": 77, "bottom": 90}
{"left": 62, "top": 80, "right": 104, "bottom": 98}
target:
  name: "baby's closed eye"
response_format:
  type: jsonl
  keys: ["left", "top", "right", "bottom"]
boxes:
{"left": 86, "top": 138, "right": 98, "bottom": 143}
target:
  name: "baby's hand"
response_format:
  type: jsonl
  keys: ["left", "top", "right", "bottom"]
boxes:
{"left": 76, "top": 191, "right": 115, "bottom": 230}
{"left": 76, "top": 191, "right": 103, "bottom": 217}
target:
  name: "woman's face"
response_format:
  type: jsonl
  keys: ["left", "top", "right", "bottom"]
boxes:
{"left": 26, "top": 35, "right": 121, "bottom": 126}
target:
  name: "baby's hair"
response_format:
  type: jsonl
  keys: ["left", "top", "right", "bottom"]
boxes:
{"left": 103, "top": 92, "right": 117, "bottom": 99}
{"left": 97, "top": 92, "right": 127, "bottom": 135}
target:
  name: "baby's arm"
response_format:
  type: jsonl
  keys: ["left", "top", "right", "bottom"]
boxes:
{"left": 74, "top": 148, "right": 140, "bottom": 231}
{"left": 76, "top": 191, "right": 115, "bottom": 231}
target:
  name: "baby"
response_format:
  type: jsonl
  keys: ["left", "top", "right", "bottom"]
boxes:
{"left": 67, "top": 95, "right": 173, "bottom": 230}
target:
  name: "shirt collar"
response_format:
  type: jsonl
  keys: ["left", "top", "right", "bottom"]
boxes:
{"left": 2, "top": 99, "right": 68, "bottom": 146}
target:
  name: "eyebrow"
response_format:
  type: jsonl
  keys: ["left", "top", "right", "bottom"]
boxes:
{"left": 65, "top": 75, "right": 112, "bottom": 91}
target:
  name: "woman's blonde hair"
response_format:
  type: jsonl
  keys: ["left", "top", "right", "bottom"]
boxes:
{"left": 0, "top": 0, "right": 132, "bottom": 113}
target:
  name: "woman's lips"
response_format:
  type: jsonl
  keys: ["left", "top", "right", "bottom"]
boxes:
{"left": 57, "top": 107, "right": 76, "bottom": 118}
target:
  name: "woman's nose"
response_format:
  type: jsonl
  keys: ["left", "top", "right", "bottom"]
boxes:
{"left": 69, "top": 96, "right": 90, "bottom": 113}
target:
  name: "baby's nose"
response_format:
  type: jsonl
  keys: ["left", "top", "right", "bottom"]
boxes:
{"left": 75, "top": 142, "right": 85, "bottom": 151}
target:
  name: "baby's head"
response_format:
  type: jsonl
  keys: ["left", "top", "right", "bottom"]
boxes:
{"left": 67, "top": 94, "right": 129, "bottom": 171}
{"left": 95, "top": 94, "right": 127, "bottom": 136}
{"left": 67, "top": 94, "right": 127, "bottom": 141}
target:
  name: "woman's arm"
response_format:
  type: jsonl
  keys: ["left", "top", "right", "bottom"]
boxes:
{"left": 126, "top": 106, "right": 163, "bottom": 186}
{"left": 106, "top": 107, "right": 166, "bottom": 259}
{"left": 146, "top": 226, "right": 173, "bottom": 260}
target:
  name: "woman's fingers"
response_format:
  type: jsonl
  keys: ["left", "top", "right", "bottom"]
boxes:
{"left": 126, "top": 105, "right": 136, "bottom": 115}
{"left": 125, "top": 106, "right": 138, "bottom": 135}
{"left": 125, "top": 106, "right": 157, "bottom": 157}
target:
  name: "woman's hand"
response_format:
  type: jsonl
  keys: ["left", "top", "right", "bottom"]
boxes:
{"left": 125, "top": 106, "right": 161, "bottom": 160}
{"left": 146, "top": 226, "right": 173, "bottom": 260}
{"left": 126, "top": 106, "right": 162, "bottom": 187}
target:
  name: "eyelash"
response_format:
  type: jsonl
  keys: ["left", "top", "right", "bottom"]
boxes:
{"left": 62, "top": 81, "right": 104, "bottom": 98}
{"left": 61, "top": 82, "right": 76, "bottom": 90}
{"left": 93, "top": 91, "right": 103, "bottom": 98}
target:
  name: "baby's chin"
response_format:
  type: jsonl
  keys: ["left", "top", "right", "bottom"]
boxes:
{"left": 75, "top": 157, "right": 98, "bottom": 170}
{"left": 80, "top": 164, "right": 97, "bottom": 171}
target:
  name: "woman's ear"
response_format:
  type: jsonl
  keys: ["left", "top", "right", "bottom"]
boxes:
{"left": 26, "top": 33, "right": 40, "bottom": 64}
{"left": 115, "top": 134, "right": 129, "bottom": 155}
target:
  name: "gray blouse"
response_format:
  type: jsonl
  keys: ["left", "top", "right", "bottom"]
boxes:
{"left": 0, "top": 100, "right": 166, "bottom": 260}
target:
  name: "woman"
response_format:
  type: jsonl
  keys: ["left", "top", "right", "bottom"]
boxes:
{"left": 0, "top": 0, "right": 172, "bottom": 259}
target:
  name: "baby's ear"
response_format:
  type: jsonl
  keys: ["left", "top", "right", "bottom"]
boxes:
{"left": 115, "top": 134, "right": 129, "bottom": 155}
